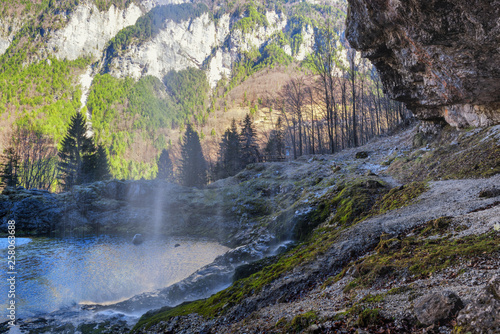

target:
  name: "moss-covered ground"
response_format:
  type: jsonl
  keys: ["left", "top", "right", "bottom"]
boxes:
{"left": 388, "top": 126, "right": 500, "bottom": 182}
{"left": 340, "top": 220, "right": 500, "bottom": 292}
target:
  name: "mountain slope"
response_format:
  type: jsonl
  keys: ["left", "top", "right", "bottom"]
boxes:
{"left": 0, "top": 0, "right": 347, "bottom": 179}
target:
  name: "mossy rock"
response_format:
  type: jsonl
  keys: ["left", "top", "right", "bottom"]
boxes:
{"left": 371, "top": 182, "right": 428, "bottom": 215}
{"left": 345, "top": 230, "right": 499, "bottom": 292}
{"left": 389, "top": 125, "right": 500, "bottom": 181}
{"left": 376, "top": 237, "right": 401, "bottom": 254}
{"left": 290, "top": 311, "right": 318, "bottom": 332}
{"left": 356, "top": 308, "right": 383, "bottom": 327}
{"left": 355, "top": 151, "right": 369, "bottom": 159}
{"left": 419, "top": 216, "right": 452, "bottom": 236}
{"left": 233, "top": 255, "right": 278, "bottom": 282}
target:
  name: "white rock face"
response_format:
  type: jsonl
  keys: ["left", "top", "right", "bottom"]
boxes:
{"left": 141, "top": 0, "right": 188, "bottom": 12}
{"left": 107, "top": 11, "right": 290, "bottom": 88}
{"left": 295, "top": 25, "right": 315, "bottom": 61}
{"left": 46, "top": 1, "right": 143, "bottom": 61}
{"left": 107, "top": 13, "right": 232, "bottom": 86}
{"left": 228, "top": 11, "right": 287, "bottom": 54}
{"left": 0, "top": 17, "right": 23, "bottom": 56}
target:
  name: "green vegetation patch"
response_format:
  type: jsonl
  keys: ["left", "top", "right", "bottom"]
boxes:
{"left": 370, "top": 182, "right": 428, "bottom": 215}
{"left": 388, "top": 126, "right": 500, "bottom": 182}
{"left": 274, "top": 310, "right": 318, "bottom": 333}
{"left": 344, "top": 228, "right": 500, "bottom": 291}
{"left": 86, "top": 68, "right": 209, "bottom": 179}
{"left": 233, "top": 3, "right": 269, "bottom": 33}
{"left": 314, "top": 178, "right": 387, "bottom": 227}
{"left": 0, "top": 54, "right": 89, "bottom": 140}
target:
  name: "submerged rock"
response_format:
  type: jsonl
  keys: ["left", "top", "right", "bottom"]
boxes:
{"left": 132, "top": 234, "right": 144, "bottom": 245}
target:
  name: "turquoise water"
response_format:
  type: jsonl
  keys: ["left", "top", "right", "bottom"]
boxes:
{"left": 0, "top": 235, "right": 228, "bottom": 321}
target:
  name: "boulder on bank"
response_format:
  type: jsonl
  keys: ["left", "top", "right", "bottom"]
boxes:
{"left": 413, "top": 290, "right": 463, "bottom": 326}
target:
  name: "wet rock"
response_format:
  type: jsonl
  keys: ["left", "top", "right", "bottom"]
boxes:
{"left": 414, "top": 290, "right": 464, "bottom": 326}
{"left": 132, "top": 234, "right": 144, "bottom": 245}
{"left": 233, "top": 255, "right": 278, "bottom": 282}
{"left": 355, "top": 151, "right": 369, "bottom": 159}
{"left": 7, "top": 195, "right": 62, "bottom": 234}
{"left": 346, "top": 0, "right": 500, "bottom": 127}
{"left": 478, "top": 187, "right": 500, "bottom": 198}
{"left": 456, "top": 276, "right": 500, "bottom": 333}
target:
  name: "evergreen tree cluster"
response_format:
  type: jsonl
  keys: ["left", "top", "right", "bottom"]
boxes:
{"left": 58, "top": 113, "right": 111, "bottom": 190}
{"left": 180, "top": 124, "right": 207, "bottom": 188}
{"left": 1, "top": 112, "right": 111, "bottom": 191}
{"left": 214, "top": 114, "right": 262, "bottom": 180}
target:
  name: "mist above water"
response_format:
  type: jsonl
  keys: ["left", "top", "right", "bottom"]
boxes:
{"left": 0, "top": 236, "right": 228, "bottom": 321}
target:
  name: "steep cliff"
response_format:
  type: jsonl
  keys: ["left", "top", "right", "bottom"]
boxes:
{"left": 346, "top": 0, "right": 500, "bottom": 128}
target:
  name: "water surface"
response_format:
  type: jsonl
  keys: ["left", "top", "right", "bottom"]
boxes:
{"left": 0, "top": 235, "right": 228, "bottom": 321}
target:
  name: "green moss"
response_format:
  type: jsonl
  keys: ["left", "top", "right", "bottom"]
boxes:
{"left": 359, "top": 293, "right": 385, "bottom": 304}
{"left": 389, "top": 126, "right": 500, "bottom": 182}
{"left": 419, "top": 217, "right": 452, "bottom": 236}
{"left": 233, "top": 3, "right": 269, "bottom": 33}
{"left": 370, "top": 182, "right": 428, "bottom": 215}
{"left": 356, "top": 308, "right": 381, "bottom": 327}
{"left": 290, "top": 311, "right": 318, "bottom": 332}
{"left": 274, "top": 311, "right": 318, "bottom": 333}
{"left": 324, "top": 179, "right": 387, "bottom": 227}
{"left": 347, "top": 229, "right": 499, "bottom": 291}
{"left": 375, "top": 237, "right": 401, "bottom": 255}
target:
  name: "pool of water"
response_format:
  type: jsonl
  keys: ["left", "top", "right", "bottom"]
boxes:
{"left": 0, "top": 235, "right": 228, "bottom": 321}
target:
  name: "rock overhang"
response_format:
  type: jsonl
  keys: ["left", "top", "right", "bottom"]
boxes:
{"left": 345, "top": 0, "right": 500, "bottom": 128}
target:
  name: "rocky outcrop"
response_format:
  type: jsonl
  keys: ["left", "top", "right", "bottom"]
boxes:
{"left": 0, "top": 180, "right": 239, "bottom": 240}
{"left": 346, "top": 0, "right": 500, "bottom": 128}
{"left": 106, "top": 10, "right": 288, "bottom": 88}
{"left": 106, "top": 12, "right": 231, "bottom": 86}
{"left": 46, "top": 1, "right": 143, "bottom": 61}
{"left": 0, "top": 17, "right": 23, "bottom": 56}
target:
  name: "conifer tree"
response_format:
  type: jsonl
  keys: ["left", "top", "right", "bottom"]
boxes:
{"left": 240, "top": 114, "right": 260, "bottom": 167}
{"left": 217, "top": 119, "right": 241, "bottom": 178}
{"left": 0, "top": 147, "right": 19, "bottom": 188}
{"left": 94, "top": 144, "right": 111, "bottom": 181}
{"left": 265, "top": 116, "right": 285, "bottom": 160}
{"left": 58, "top": 112, "right": 96, "bottom": 190}
{"left": 157, "top": 148, "right": 174, "bottom": 182}
{"left": 180, "top": 124, "right": 207, "bottom": 187}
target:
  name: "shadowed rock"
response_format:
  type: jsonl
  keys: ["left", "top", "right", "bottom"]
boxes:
{"left": 414, "top": 290, "right": 463, "bottom": 326}
{"left": 346, "top": 0, "right": 500, "bottom": 128}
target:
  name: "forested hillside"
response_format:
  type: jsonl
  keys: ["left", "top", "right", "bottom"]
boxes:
{"left": 0, "top": 0, "right": 409, "bottom": 189}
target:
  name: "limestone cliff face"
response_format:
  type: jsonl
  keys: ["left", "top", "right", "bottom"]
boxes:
{"left": 106, "top": 13, "right": 232, "bottom": 87}
{"left": 106, "top": 10, "right": 289, "bottom": 88}
{"left": 46, "top": 1, "right": 143, "bottom": 61}
{"left": 0, "top": 17, "right": 23, "bottom": 56}
{"left": 346, "top": 0, "right": 500, "bottom": 128}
